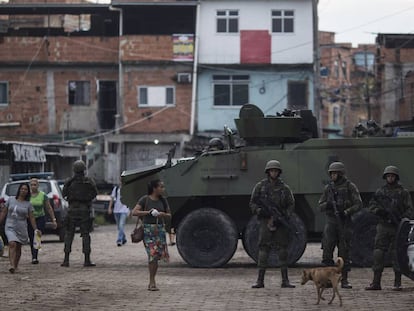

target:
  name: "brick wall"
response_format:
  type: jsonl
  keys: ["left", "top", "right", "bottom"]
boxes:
{"left": 122, "top": 66, "right": 192, "bottom": 133}
{"left": 381, "top": 48, "right": 414, "bottom": 63}
{"left": 121, "top": 36, "right": 173, "bottom": 62}
{"left": 0, "top": 37, "right": 119, "bottom": 64}
{"left": 0, "top": 69, "right": 119, "bottom": 137}
{"left": 0, "top": 32, "right": 193, "bottom": 138}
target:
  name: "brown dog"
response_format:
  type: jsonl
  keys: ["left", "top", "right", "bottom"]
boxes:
{"left": 300, "top": 257, "right": 344, "bottom": 306}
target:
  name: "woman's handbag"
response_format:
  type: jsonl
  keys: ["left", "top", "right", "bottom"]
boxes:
{"left": 131, "top": 218, "right": 144, "bottom": 243}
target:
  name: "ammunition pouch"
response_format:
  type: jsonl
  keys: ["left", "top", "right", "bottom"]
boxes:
{"left": 326, "top": 201, "right": 334, "bottom": 210}
{"left": 257, "top": 206, "right": 272, "bottom": 218}
{"left": 375, "top": 208, "right": 388, "bottom": 217}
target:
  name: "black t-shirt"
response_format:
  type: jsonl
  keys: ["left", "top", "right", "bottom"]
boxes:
{"left": 137, "top": 195, "right": 170, "bottom": 224}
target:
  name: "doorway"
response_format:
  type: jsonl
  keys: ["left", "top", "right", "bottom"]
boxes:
{"left": 98, "top": 81, "right": 117, "bottom": 130}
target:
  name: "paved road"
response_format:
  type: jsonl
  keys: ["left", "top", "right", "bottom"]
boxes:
{"left": 1, "top": 224, "right": 413, "bottom": 310}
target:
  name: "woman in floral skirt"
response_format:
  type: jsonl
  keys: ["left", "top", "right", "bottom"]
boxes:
{"left": 132, "top": 179, "right": 171, "bottom": 291}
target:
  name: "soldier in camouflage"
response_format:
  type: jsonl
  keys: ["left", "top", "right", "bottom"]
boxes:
{"left": 61, "top": 160, "right": 98, "bottom": 267}
{"left": 318, "top": 161, "right": 362, "bottom": 289}
{"left": 250, "top": 160, "right": 295, "bottom": 289}
{"left": 365, "top": 165, "right": 414, "bottom": 291}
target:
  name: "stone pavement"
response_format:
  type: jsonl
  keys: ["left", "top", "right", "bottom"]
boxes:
{"left": 0, "top": 223, "right": 413, "bottom": 311}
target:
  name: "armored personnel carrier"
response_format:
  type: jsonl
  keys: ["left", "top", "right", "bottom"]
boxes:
{"left": 121, "top": 104, "right": 414, "bottom": 268}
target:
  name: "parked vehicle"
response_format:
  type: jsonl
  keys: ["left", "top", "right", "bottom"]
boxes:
{"left": 92, "top": 194, "right": 115, "bottom": 224}
{"left": 0, "top": 172, "right": 68, "bottom": 241}
{"left": 396, "top": 218, "right": 414, "bottom": 282}
{"left": 121, "top": 104, "right": 414, "bottom": 268}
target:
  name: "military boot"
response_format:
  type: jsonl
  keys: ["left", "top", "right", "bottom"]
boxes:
{"left": 341, "top": 271, "right": 352, "bottom": 289}
{"left": 251, "top": 269, "right": 265, "bottom": 288}
{"left": 392, "top": 271, "right": 402, "bottom": 291}
{"left": 281, "top": 268, "right": 295, "bottom": 288}
{"left": 83, "top": 253, "right": 96, "bottom": 267}
{"left": 61, "top": 253, "right": 70, "bottom": 267}
{"left": 365, "top": 271, "right": 382, "bottom": 290}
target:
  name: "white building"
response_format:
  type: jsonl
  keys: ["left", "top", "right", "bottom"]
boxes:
{"left": 196, "top": 0, "right": 318, "bottom": 132}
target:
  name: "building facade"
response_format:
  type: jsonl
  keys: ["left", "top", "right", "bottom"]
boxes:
{"left": 318, "top": 31, "right": 378, "bottom": 137}
{"left": 0, "top": 0, "right": 318, "bottom": 184}
{"left": 197, "top": 0, "right": 318, "bottom": 133}
{"left": 376, "top": 33, "right": 414, "bottom": 125}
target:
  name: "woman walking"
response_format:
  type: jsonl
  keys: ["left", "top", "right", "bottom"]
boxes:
{"left": 0, "top": 183, "right": 41, "bottom": 273}
{"left": 28, "top": 178, "right": 57, "bottom": 264}
{"left": 132, "top": 179, "right": 171, "bottom": 291}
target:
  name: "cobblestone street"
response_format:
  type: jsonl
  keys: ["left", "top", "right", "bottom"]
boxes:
{"left": 1, "top": 223, "right": 413, "bottom": 310}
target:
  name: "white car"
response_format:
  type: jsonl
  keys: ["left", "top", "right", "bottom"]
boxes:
{"left": 0, "top": 173, "right": 68, "bottom": 241}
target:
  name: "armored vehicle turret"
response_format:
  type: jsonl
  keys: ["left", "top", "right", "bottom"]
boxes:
{"left": 121, "top": 104, "right": 414, "bottom": 268}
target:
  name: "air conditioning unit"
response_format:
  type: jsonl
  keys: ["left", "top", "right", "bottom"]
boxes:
{"left": 177, "top": 73, "right": 192, "bottom": 84}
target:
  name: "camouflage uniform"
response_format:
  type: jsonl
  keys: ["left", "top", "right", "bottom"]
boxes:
{"left": 250, "top": 160, "right": 295, "bottom": 289}
{"left": 61, "top": 160, "right": 98, "bottom": 267}
{"left": 319, "top": 162, "right": 362, "bottom": 288}
{"left": 366, "top": 166, "right": 414, "bottom": 291}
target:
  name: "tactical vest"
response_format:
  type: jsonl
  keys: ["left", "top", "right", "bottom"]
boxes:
{"left": 66, "top": 177, "right": 97, "bottom": 202}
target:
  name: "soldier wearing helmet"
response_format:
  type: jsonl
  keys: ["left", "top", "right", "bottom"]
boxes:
{"left": 250, "top": 160, "right": 295, "bottom": 289}
{"left": 366, "top": 165, "right": 414, "bottom": 291}
{"left": 207, "top": 138, "right": 224, "bottom": 151}
{"left": 318, "top": 161, "right": 362, "bottom": 289}
{"left": 61, "top": 160, "right": 98, "bottom": 267}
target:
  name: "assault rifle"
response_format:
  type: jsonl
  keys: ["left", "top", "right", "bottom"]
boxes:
{"left": 258, "top": 197, "right": 298, "bottom": 236}
{"left": 327, "top": 183, "right": 346, "bottom": 239}
{"left": 375, "top": 194, "right": 401, "bottom": 226}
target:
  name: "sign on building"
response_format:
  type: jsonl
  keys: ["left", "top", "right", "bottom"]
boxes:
{"left": 13, "top": 144, "right": 46, "bottom": 163}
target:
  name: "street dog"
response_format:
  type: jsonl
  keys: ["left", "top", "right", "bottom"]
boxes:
{"left": 300, "top": 257, "right": 344, "bottom": 306}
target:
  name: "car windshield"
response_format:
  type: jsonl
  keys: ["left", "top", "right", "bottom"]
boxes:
{"left": 6, "top": 181, "right": 52, "bottom": 197}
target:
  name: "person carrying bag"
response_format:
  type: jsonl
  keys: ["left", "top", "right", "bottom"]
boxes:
{"left": 132, "top": 179, "right": 171, "bottom": 291}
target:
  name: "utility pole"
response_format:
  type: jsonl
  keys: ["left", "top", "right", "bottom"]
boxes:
{"left": 364, "top": 45, "right": 371, "bottom": 120}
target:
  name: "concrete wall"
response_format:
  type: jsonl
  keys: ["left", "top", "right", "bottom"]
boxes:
{"left": 197, "top": 68, "right": 314, "bottom": 132}
{"left": 198, "top": 0, "right": 314, "bottom": 64}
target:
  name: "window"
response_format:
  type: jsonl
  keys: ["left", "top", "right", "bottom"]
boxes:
{"left": 320, "top": 66, "right": 329, "bottom": 77}
{"left": 0, "top": 82, "right": 8, "bottom": 105}
{"left": 272, "top": 10, "right": 294, "bottom": 33}
{"left": 287, "top": 81, "right": 308, "bottom": 109}
{"left": 213, "top": 75, "right": 249, "bottom": 106}
{"left": 332, "top": 106, "right": 340, "bottom": 126}
{"left": 333, "top": 60, "right": 339, "bottom": 79}
{"left": 138, "top": 86, "right": 175, "bottom": 107}
{"left": 216, "top": 10, "right": 239, "bottom": 33}
{"left": 353, "top": 52, "right": 375, "bottom": 71}
{"left": 341, "top": 61, "right": 348, "bottom": 79}
{"left": 68, "top": 81, "right": 91, "bottom": 106}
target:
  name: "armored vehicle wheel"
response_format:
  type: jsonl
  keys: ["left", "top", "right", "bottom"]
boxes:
{"left": 176, "top": 208, "right": 238, "bottom": 268}
{"left": 350, "top": 210, "right": 391, "bottom": 267}
{"left": 242, "top": 213, "right": 307, "bottom": 267}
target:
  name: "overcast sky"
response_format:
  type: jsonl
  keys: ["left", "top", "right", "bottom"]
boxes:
{"left": 318, "top": 0, "right": 414, "bottom": 46}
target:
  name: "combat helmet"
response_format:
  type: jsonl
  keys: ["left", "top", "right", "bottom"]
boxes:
{"left": 208, "top": 137, "right": 224, "bottom": 151}
{"left": 264, "top": 160, "right": 282, "bottom": 173}
{"left": 383, "top": 165, "right": 399, "bottom": 180}
{"left": 328, "top": 162, "right": 345, "bottom": 174}
{"left": 73, "top": 160, "right": 86, "bottom": 173}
